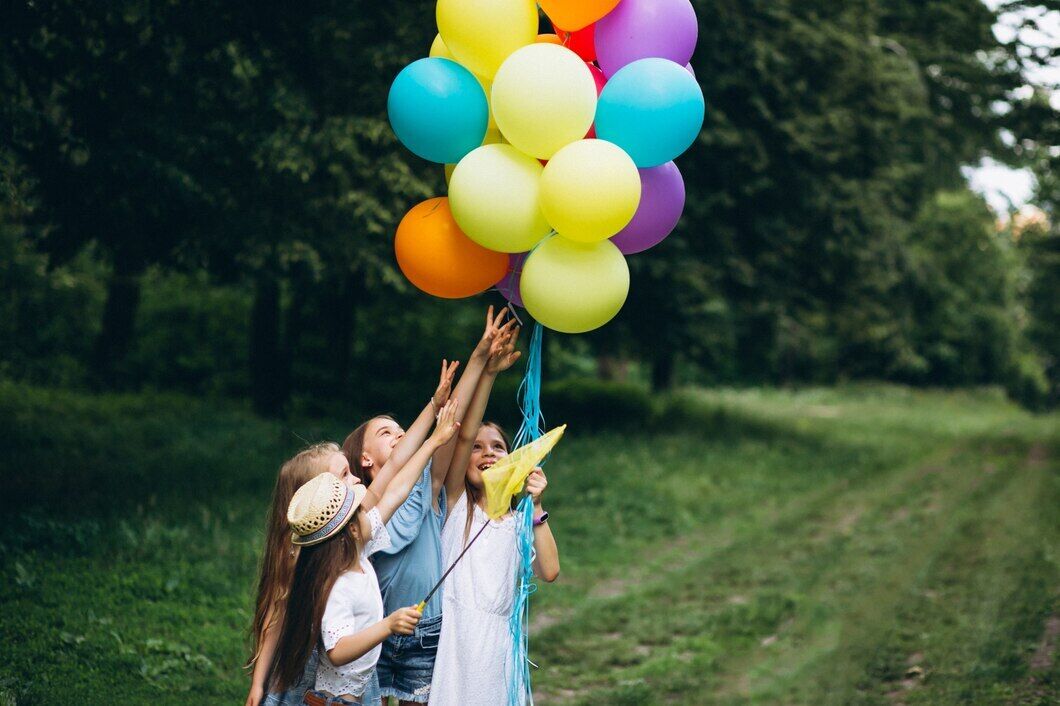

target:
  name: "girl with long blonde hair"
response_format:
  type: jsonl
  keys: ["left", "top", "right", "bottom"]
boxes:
{"left": 246, "top": 442, "right": 353, "bottom": 706}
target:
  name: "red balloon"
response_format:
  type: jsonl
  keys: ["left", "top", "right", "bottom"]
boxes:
{"left": 553, "top": 22, "right": 596, "bottom": 62}
{"left": 585, "top": 64, "right": 607, "bottom": 139}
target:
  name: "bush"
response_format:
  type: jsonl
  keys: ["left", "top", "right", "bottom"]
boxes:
{"left": 1004, "top": 352, "right": 1053, "bottom": 413}
{"left": 542, "top": 379, "right": 654, "bottom": 432}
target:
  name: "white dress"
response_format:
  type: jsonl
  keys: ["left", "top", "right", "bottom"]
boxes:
{"left": 428, "top": 492, "right": 522, "bottom": 706}
{"left": 315, "top": 507, "right": 391, "bottom": 699}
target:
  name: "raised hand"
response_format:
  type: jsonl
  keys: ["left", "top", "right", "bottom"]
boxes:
{"left": 430, "top": 398, "right": 461, "bottom": 446}
{"left": 473, "top": 305, "right": 510, "bottom": 359}
{"left": 433, "top": 359, "right": 460, "bottom": 408}
{"left": 486, "top": 323, "right": 522, "bottom": 375}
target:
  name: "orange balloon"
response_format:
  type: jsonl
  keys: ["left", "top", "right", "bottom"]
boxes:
{"left": 539, "top": 0, "right": 619, "bottom": 31}
{"left": 536, "top": 33, "right": 564, "bottom": 45}
{"left": 395, "top": 198, "right": 508, "bottom": 299}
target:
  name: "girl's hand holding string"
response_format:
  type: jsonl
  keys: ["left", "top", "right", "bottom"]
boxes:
{"left": 387, "top": 605, "right": 423, "bottom": 636}
{"left": 525, "top": 467, "right": 548, "bottom": 507}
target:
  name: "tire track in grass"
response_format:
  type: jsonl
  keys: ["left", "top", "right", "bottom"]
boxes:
{"left": 532, "top": 444, "right": 971, "bottom": 703}
{"left": 730, "top": 442, "right": 1048, "bottom": 705}
{"left": 855, "top": 442, "right": 1060, "bottom": 706}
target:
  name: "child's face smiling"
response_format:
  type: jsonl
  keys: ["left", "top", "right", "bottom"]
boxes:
{"left": 361, "top": 417, "right": 405, "bottom": 479}
{"left": 467, "top": 425, "right": 508, "bottom": 488}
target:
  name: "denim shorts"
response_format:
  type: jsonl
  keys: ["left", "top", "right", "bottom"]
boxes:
{"left": 375, "top": 613, "right": 442, "bottom": 703}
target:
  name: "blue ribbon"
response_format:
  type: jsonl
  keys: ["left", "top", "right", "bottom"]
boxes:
{"left": 506, "top": 321, "right": 546, "bottom": 706}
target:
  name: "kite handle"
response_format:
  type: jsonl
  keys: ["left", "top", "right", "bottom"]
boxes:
{"left": 416, "top": 600, "right": 426, "bottom": 613}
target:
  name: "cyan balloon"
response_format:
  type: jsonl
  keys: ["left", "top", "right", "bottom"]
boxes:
{"left": 388, "top": 58, "right": 489, "bottom": 164}
{"left": 595, "top": 58, "right": 704, "bottom": 168}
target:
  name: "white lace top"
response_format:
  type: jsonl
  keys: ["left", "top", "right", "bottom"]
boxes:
{"left": 315, "top": 507, "right": 391, "bottom": 699}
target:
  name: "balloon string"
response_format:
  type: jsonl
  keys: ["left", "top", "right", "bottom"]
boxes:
{"left": 506, "top": 495, "right": 536, "bottom": 706}
{"left": 512, "top": 323, "right": 545, "bottom": 451}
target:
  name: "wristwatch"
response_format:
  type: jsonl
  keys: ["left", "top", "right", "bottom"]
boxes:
{"left": 533, "top": 511, "right": 549, "bottom": 527}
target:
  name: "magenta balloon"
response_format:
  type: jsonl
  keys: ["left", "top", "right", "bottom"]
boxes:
{"left": 494, "top": 252, "right": 528, "bottom": 307}
{"left": 610, "top": 162, "right": 686, "bottom": 254}
{"left": 595, "top": 0, "right": 698, "bottom": 78}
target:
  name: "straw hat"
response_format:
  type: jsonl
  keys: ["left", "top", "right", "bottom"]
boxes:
{"left": 287, "top": 473, "right": 367, "bottom": 546}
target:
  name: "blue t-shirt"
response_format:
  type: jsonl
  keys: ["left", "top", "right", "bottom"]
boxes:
{"left": 371, "top": 462, "right": 447, "bottom": 620}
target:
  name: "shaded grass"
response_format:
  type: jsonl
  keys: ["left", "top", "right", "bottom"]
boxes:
{"left": 0, "top": 382, "right": 1057, "bottom": 704}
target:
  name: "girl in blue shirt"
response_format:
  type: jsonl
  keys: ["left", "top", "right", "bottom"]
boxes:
{"left": 341, "top": 307, "right": 519, "bottom": 704}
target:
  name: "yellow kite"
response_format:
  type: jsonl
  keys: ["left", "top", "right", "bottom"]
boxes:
{"left": 482, "top": 425, "right": 566, "bottom": 519}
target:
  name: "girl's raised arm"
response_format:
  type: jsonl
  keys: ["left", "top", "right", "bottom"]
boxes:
{"left": 429, "top": 307, "right": 511, "bottom": 489}
{"left": 364, "top": 359, "right": 458, "bottom": 505}
{"left": 375, "top": 399, "right": 460, "bottom": 526}
{"left": 443, "top": 325, "right": 521, "bottom": 515}
{"left": 366, "top": 306, "right": 507, "bottom": 504}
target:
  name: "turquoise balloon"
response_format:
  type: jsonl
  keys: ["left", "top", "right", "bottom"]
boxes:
{"left": 595, "top": 58, "right": 705, "bottom": 168}
{"left": 388, "top": 58, "right": 489, "bottom": 164}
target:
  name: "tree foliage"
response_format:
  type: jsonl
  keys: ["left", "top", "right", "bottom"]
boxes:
{"left": 0, "top": 0, "right": 1056, "bottom": 412}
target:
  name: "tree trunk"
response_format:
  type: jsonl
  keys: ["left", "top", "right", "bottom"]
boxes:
{"left": 329, "top": 273, "right": 363, "bottom": 392}
{"left": 597, "top": 355, "right": 629, "bottom": 382}
{"left": 284, "top": 267, "right": 309, "bottom": 389}
{"left": 651, "top": 352, "right": 675, "bottom": 392}
{"left": 249, "top": 275, "right": 287, "bottom": 416}
{"left": 91, "top": 256, "right": 144, "bottom": 387}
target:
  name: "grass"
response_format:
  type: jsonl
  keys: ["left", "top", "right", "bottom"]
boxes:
{"left": 0, "top": 381, "right": 1057, "bottom": 705}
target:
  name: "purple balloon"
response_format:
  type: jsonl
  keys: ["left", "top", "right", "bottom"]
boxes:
{"left": 494, "top": 252, "right": 528, "bottom": 307}
{"left": 596, "top": 0, "right": 698, "bottom": 78}
{"left": 610, "top": 162, "right": 686, "bottom": 254}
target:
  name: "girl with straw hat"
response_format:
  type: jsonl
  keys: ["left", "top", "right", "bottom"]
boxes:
{"left": 246, "top": 353, "right": 460, "bottom": 706}
{"left": 270, "top": 399, "right": 461, "bottom": 705}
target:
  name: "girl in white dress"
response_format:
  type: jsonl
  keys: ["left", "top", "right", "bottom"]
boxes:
{"left": 430, "top": 331, "right": 561, "bottom": 706}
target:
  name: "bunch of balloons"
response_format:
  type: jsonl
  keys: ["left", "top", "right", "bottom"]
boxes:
{"left": 389, "top": 0, "right": 703, "bottom": 334}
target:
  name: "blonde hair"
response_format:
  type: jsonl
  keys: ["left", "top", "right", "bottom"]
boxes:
{"left": 246, "top": 442, "right": 340, "bottom": 669}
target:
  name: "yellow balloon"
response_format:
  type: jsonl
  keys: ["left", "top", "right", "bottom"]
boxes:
{"left": 481, "top": 128, "right": 507, "bottom": 146}
{"left": 449, "top": 144, "right": 551, "bottom": 253}
{"left": 445, "top": 130, "right": 507, "bottom": 185}
{"left": 431, "top": 34, "right": 498, "bottom": 132}
{"left": 437, "top": 0, "right": 538, "bottom": 79}
{"left": 429, "top": 33, "right": 457, "bottom": 62}
{"left": 492, "top": 44, "right": 597, "bottom": 160}
{"left": 540, "top": 139, "right": 641, "bottom": 243}
{"left": 521, "top": 237, "right": 630, "bottom": 333}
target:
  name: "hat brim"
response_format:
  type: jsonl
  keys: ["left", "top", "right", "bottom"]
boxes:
{"left": 291, "top": 483, "right": 367, "bottom": 547}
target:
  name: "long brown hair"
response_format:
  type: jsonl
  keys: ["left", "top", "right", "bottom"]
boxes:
{"left": 247, "top": 442, "right": 339, "bottom": 670}
{"left": 341, "top": 415, "right": 396, "bottom": 485}
{"left": 271, "top": 518, "right": 363, "bottom": 692}
{"left": 465, "top": 422, "right": 511, "bottom": 543}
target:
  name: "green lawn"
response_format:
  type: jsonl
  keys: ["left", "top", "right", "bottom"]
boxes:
{"left": 0, "top": 382, "right": 1057, "bottom": 705}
